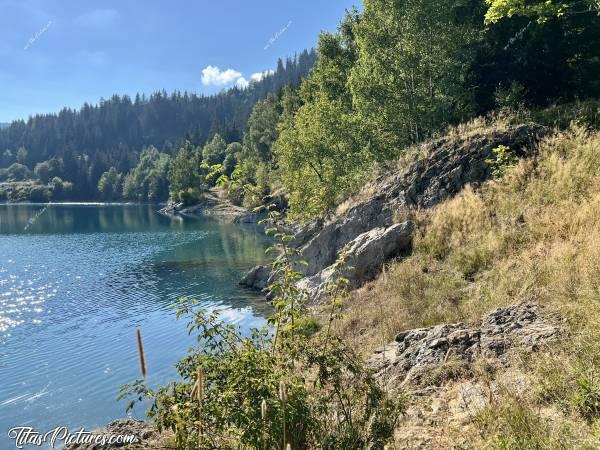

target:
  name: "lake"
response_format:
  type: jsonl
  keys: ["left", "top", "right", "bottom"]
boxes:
{"left": 0, "top": 204, "right": 271, "bottom": 447}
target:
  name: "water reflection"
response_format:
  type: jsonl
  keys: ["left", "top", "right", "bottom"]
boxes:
{"left": 0, "top": 204, "right": 271, "bottom": 448}
{"left": 0, "top": 203, "right": 209, "bottom": 234}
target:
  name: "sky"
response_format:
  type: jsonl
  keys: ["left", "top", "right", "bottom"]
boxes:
{"left": 0, "top": 0, "right": 358, "bottom": 122}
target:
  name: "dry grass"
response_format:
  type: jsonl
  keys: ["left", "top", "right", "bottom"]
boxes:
{"left": 463, "top": 341, "right": 600, "bottom": 449}
{"left": 333, "top": 127, "right": 600, "bottom": 448}
{"left": 338, "top": 127, "right": 600, "bottom": 348}
{"left": 443, "top": 100, "right": 600, "bottom": 144}
{"left": 444, "top": 112, "right": 513, "bottom": 143}
{"left": 330, "top": 101, "right": 599, "bottom": 228}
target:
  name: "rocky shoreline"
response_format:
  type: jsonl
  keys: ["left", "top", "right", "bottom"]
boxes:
{"left": 159, "top": 190, "right": 261, "bottom": 224}
{"left": 62, "top": 419, "right": 164, "bottom": 450}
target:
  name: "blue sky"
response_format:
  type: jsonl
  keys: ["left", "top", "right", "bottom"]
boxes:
{"left": 0, "top": 0, "right": 358, "bottom": 122}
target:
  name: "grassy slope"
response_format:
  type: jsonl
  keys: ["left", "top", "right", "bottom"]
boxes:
{"left": 333, "top": 124, "right": 600, "bottom": 448}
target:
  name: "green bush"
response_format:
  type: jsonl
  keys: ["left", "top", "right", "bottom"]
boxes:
{"left": 178, "top": 187, "right": 204, "bottom": 206}
{"left": 28, "top": 185, "right": 50, "bottom": 202}
{"left": 486, "top": 145, "right": 518, "bottom": 178}
{"left": 120, "top": 209, "right": 403, "bottom": 449}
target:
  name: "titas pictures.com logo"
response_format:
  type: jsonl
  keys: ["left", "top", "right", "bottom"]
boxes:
{"left": 7, "top": 426, "right": 138, "bottom": 449}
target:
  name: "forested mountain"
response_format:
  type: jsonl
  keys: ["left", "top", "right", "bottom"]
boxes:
{"left": 0, "top": 49, "right": 316, "bottom": 201}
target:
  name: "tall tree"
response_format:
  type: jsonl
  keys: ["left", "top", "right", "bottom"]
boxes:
{"left": 16, "top": 147, "right": 28, "bottom": 165}
{"left": 202, "top": 134, "right": 227, "bottom": 165}
{"left": 485, "top": 0, "right": 599, "bottom": 24}
{"left": 122, "top": 147, "right": 170, "bottom": 201}
{"left": 274, "top": 10, "right": 366, "bottom": 219}
{"left": 470, "top": 3, "right": 600, "bottom": 111}
{"left": 168, "top": 142, "right": 202, "bottom": 202}
{"left": 349, "top": 0, "right": 479, "bottom": 150}
{"left": 97, "top": 167, "right": 123, "bottom": 201}
{"left": 243, "top": 94, "right": 282, "bottom": 163}
{"left": 222, "top": 142, "right": 242, "bottom": 176}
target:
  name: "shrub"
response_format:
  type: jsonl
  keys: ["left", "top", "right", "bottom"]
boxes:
{"left": 486, "top": 145, "right": 518, "bottom": 178}
{"left": 178, "top": 187, "right": 204, "bottom": 206}
{"left": 28, "top": 185, "right": 50, "bottom": 202}
{"left": 120, "top": 209, "right": 403, "bottom": 449}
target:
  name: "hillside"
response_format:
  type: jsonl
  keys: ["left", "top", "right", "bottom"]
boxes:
{"left": 249, "top": 115, "right": 600, "bottom": 448}
{"left": 333, "top": 122, "right": 600, "bottom": 448}
{"left": 241, "top": 119, "right": 549, "bottom": 295}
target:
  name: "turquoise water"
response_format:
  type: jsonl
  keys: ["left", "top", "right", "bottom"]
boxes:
{"left": 0, "top": 204, "right": 271, "bottom": 447}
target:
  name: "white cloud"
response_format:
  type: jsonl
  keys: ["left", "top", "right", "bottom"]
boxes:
{"left": 235, "top": 77, "right": 249, "bottom": 89}
{"left": 201, "top": 66, "right": 274, "bottom": 89}
{"left": 201, "top": 65, "right": 243, "bottom": 86}
{"left": 235, "top": 70, "right": 275, "bottom": 89}
{"left": 250, "top": 70, "right": 274, "bottom": 83}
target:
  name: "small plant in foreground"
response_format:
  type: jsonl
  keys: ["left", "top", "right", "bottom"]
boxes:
{"left": 120, "top": 205, "right": 403, "bottom": 449}
{"left": 486, "top": 145, "right": 518, "bottom": 178}
{"left": 574, "top": 372, "right": 600, "bottom": 423}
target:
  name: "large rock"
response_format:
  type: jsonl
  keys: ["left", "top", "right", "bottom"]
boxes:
{"left": 297, "top": 222, "right": 414, "bottom": 301}
{"left": 242, "top": 123, "right": 549, "bottom": 300}
{"left": 293, "top": 123, "right": 547, "bottom": 277}
{"left": 239, "top": 264, "right": 272, "bottom": 290}
{"left": 369, "top": 303, "right": 560, "bottom": 386}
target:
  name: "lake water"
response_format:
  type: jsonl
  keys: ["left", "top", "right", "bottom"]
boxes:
{"left": 0, "top": 204, "right": 271, "bottom": 448}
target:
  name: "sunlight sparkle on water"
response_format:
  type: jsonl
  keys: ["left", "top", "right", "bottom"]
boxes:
{"left": 0, "top": 269, "right": 53, "bottom": 335}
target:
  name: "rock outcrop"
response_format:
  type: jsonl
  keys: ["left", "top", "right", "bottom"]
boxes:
{"left": 241, "top": 123, "right": 549, "bottom": 301}
{"left": 63, "top": 419, "right": 163, "bottom": 450}
{"left": 369, "top": 303, "right": 560, "bottom": 386}
{"left": 160, "top": 191, "right": 260, "bottom": 224}
{"left": 297, "top": 221, "right": 414, "bottom": 301}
